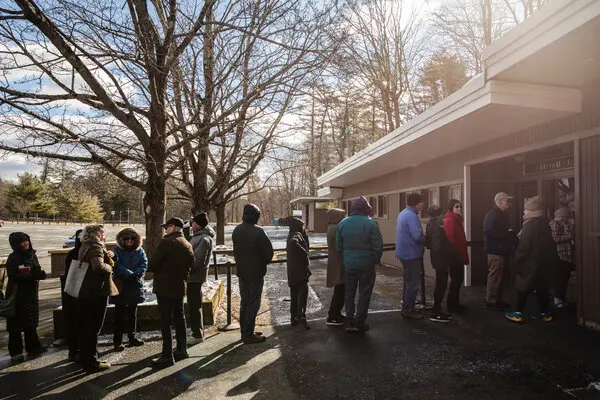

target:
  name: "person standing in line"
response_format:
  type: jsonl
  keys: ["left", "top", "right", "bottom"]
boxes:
{"left": 286, "top": 217, "right": 311, "bottom": 330}
{"left": 444, "top": 199, "right": 469, "bottom": 313}
{"left": 187, "top": 212, "right": 214, "bottom": 340}
{"left": 5, "top": 232, "right": 47, "bottom": 363}
{"left": 64, "top": 228, "right": 83, "bottom": 362}
{"left": 326, "top": 208, "right": 347, "bottom": 326}
{"left": 506, "top": 196, "right": 559, "bottom": 323}
{"left": 336, "top": 196, "right": 383, "bottom": 333}
{"left": 78, "top": 225, "right": 119, "bottom": 373}
{"left": 484, "top": 192, "right": 516, "bottom": 311}
{"left": 425, "top": 205, "right": 454, "bottom": 323}
{"left": 149, "top": 217, "right": 195, "bottom": 368}
{"left": 549, "top": 207, "right": 575, "bottom": 309}
{"left": 396, "top": 193, "right": 426, "bottom": 320}
{"left": 110, "top": 228, "right": 147, "bottom": 351}
{"left": 232, "top": 204, "right": 274, "bottom": 344}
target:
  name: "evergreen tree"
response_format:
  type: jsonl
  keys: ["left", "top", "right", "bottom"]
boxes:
{"left": 7, "top": 173, "right": 58, "bottom": 218}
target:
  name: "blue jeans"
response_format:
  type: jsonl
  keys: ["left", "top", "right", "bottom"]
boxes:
{"left": 344, "top": 265, "right": 376, "bottom": 323}
{"left": 401, "top": 258, "right": 422, "bottom": 313}
{"left": 239, "top": 277, "right": 264, "bottom": 339}
{"left": 157, "top": 296, "right": 187, "bottom": 356}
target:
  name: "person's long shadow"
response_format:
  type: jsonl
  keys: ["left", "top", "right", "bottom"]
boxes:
{"left": 114, "top": 335, "right": 280, "bottom": 399}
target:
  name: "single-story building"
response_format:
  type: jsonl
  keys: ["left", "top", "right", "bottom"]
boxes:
{"left": 290, "top": 196, "right": 337, "bottom": 233}
{"left": 316, "top": 0, "right": 600, "bottom": 328}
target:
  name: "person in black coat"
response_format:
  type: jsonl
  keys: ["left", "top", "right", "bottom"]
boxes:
{"left": 232, "top": 204, "right": 274, "bottom": 344}
{"left": 64, "top": 229, "right": 83, "bottom": 362}
{"left": 286, "top": 217, "right": 311, "bottom": 330}
{"left": 505, "top": 196, "right": 559, "bottom": 323}
{"left": 5, "top": 232, "right": 47, "bottom": 361}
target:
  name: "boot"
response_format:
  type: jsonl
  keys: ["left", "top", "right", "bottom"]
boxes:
{"left": 151, "top": 355, "right": 175, "bottom": 369}
{"left": 128, "top": 335, "right": 144, "bottom": 347}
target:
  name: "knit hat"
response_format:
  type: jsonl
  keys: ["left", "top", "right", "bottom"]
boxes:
{"left": 554, "top": 207, "right": 571, "bottom": 218}
{"left": 351, "top": 196, "right": 373, "bottom": 217}
{"left": 427, "top": 204, "right": 442, "bottom": 218}
{"left": 524, "top": 196, "right": 543, "bottom": 212}
{"left": 192, "top": 212, "right": 209, "bottom": 228}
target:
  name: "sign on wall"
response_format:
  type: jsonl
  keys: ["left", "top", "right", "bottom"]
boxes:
{"left": 523, "top": 156, "right": 574, "bottom": 176}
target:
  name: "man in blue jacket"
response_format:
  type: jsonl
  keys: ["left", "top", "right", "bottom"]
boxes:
{"left": 396, "top": 193, "right": 426, "bottom": 319}
{"left": 336, "top": 196, "right": 383, "bottom": 333}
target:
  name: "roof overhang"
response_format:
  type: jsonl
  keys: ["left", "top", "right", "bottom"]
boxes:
{"left": 317, "top": 77, "right": 581, "bottom": 188}
{"left": 290, "top": 196, "right": 336, "bottom": 205}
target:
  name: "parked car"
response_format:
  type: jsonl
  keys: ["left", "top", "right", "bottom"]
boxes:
{"left": 63, "top": 233, "right": 77, "bottom": 248}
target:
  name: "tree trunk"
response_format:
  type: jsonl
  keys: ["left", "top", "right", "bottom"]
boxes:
{"left": 215, "top": 202, "right": 226, "bottom": 245}
{"left": 143, "top": 172, "right": 166, "bottom": 256}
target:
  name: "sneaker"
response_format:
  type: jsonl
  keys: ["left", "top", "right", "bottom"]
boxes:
{"left": 531, "top": 313, "right": 553, "bottom": 322}
{"left": 68, "top": 351, "right": 80, "bottom": 363}
{"left": 128, "top": 337, "right": 145, "bottom": 347}
{"left": 485, "top": 301, "right": 506, "bottom": 311}
{"left": 415, "top": 303, "right": 427, "bottom": 311}
{"left": 505, "top": 311, "right": 523, "bottom": 323}
{"left": 243, "top": 334, "right": 266, "bottom": 344}
{"left": 554, "top": 298, "right": 566, "bottom": 309}
{"left": 345, "top": 323, "right": 360, "bottom": 333}
{"left": 173, "top": 350, "right": 189, "bottom": 361}
{"left": 429, "top": 312, "right": 452, "bottom": 323}
{"left": 356, "top": 322, "right": 370, "bottom": 332}
{"left": 326, "top": 316, "right": 345, "bottom": 326}
{"left": 84, "top": 360, "right": 111, "bottom": 373}
{"left": 114, "top": 344, "right": 125, "bottom": 352}
{"left": 402, "top": 311, "right": 425, "bottom": 320}
{"left": 151, "top": 355, "right": 175, "bottom": 369}
{"left": 10, "top": 354, "right": 24, "bottom": 364}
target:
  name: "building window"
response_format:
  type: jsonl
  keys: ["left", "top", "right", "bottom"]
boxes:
{"left": 377, "top": 195, "right": 388, "bottom": 219}
{"left": 368, "top": 196, "right": 378, "bottom": 217}
{"left": 399, "top": 192, "right": 407, "bottom": 211}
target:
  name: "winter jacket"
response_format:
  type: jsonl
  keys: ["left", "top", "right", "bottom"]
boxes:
{"left": 5, "top": 232, "right": 46, "bottom": 333}
{"left": 188, "top": 226, "right": 215, "bottom": 284}
{"left": 64, "top": 232, "right": 82, "bottom": 277}
{"left": 326, "top": 208, "right": 345, "bottom": 287}
{"left": 425, "top": 216, "right": 456, "bottom": 270}
{"left": 484, "top": 206, "right": 515, "bottom": 255}
{"left": 78, "top": 228, "right": 119, "bottom": 299}
{"left": 396, "top": 206, "right": 425, "bottom": 261}
{"left": 233, "top": 204, "right": 274, "bottom": 281}
{"left": 148, "top": 231, "right": 194, "bottom": 299}
{"left": 443, "top": 211, "right": 469, "bottom": 265}
{"left": 514, "top": 217, "right": 560, "bottom": 292}
{"left": 110, "top": 228, "right": 147, "bottom": 305}
{"left": 286, "top": 231, "right": 310, "bottom": 287}
{"left": 336, "top": 214, "right": 383, "bottom": 270}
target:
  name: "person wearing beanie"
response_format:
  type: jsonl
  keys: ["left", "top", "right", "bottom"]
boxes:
{"left": 232, "top": 204, "right": 274, "bottom": 344}
{"left": 336, "top": 196, "right": 383, "bottom": 333}
{"left": 286, "top": 217, "right": 311, "bottom": 330}
{"left": 444, "top": 199, "right": 469, "bottom": 313}
{"left": 506, "top": 196, "right": 560, "bottom": 323}
{"left": 64, "top": 229, "right": 83, "bottom": 362}
{"left": 549, "top": 207, "right": 575, "bottom": 308}
{"left": 483, "top": 192, "right": 516, "bottom": 311}
{"left": 326, "top": 208, "right": 347, "bottom": 326}
{"left": 396, "top": 193, "right": 426, "bottom": 320}
{"left": 187, "top": 212, "right": 215, "bottom": 339}
{"left": 425, "top": 205, "right": 455, "bottom": 323}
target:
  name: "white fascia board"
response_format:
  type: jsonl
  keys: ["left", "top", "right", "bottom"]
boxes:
{"left": 317, "top": 187, "right": 343, "bottom": 198}
{"left": 484, "top": 0, "right": 600, "bottom": 79}
{"left": 489, "top": 81, "right": 582, "bottom": 113}
{"left": 317, "top": 74, "right": 487, "bottom": 187}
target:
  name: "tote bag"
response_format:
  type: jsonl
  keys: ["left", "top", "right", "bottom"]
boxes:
{"left": 0, "top": 270, "right": 16, "bottom": 318}
{"left": 64, "top": 259, "right": 90, "bottom": 298}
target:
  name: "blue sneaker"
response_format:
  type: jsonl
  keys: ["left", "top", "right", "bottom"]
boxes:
{"left": 531, "top": 313, "right": 553, "bottom": 322}
{"left": 505, "top": 311, "right": 523, "bottom": 323}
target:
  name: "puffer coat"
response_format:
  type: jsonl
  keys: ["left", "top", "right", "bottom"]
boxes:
{"left": 5, "top": 232, "right": 47, "bottom": 332}
{"left": 110, "top": 228, "right": 147, "bottom": 305}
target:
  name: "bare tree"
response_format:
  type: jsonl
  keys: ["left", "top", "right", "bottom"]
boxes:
{"left": 0, "top": 0, "right": 213, "bottom": 251}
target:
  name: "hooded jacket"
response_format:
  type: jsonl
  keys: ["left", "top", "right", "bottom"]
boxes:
{"left": 336, "top": 208, "right": 383, "bottom": 270}
{"left": 326, "top": 208, "right": 346, "bottom": 287}
{"left": 149, "top": 230, "right": 194, "bottom": 298}
{"left": 443, "top": 211, "right": 469, "bottom": 265}
{"left": 5, "top": 232, "right": 46, "bottom": 332}
{"left": 232, "top": 204, "right": 274, "bottom": 280}
{"left": 188, "top": 226, "right": 215, "bottom": 284}
{"left": 110, "top": 228, "right": 147, "bottom": 305}
{"left": 286, "top": 218, "right": 311, "bottom": 287}
{"left": 78, "top": 225, "right": 119, "bottom": 298}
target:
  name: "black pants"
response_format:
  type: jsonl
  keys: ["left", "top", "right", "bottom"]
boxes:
{"left": 555, "top": 261, "right": 574, "bottom": 301}
{"left": 517, "top": 289, "right": 550, "bottom": 313}
{"left": 290, "top": 281, "right": 309, "bottom": 322}
{"left": 157, "top": 296, "right": 187, "bottom": 356}
{"left": 63, "top": 293, "right": 80, "bottom": 356}
{"left": 433, "top": 265, "right": 449, "bottom": 313}
{"left": 345, "top": 265, "right": 376, "bottom": 323}
{"left": 8, "top": 327, "right": 42, "bottom": 356}
{"left": 239, "top": 277, "right": 264, "bottom": 339}
{"left": 187, "top": 282, "right": 204, "bottom": 335}
{"left": 113, "top": 304, "right": 138, "bottom": 344}
{"left": 79, "top": 296, "right": 108, "bottom": 370}
{"left": 447, "top": 261, "right": 464, "bottom": 307}
{"left": 328, "top": 284, "right": 345, "bottom": 319}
